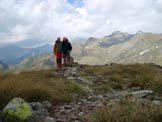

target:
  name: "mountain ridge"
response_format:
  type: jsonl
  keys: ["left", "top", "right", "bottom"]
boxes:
{"left": 1, "top": 31, "right": 162, "bottom": 72}
{"left": 0, "top": 44, "right": 53, "bottom": 65}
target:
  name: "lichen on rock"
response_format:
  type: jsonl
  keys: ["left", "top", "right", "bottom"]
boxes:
{"left": 3, "top": 98, "right": 32, "bottom": 122}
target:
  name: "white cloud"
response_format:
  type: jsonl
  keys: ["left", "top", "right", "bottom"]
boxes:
{"left": 0, "top": 0, "right": 162, "bottom": 43}
{"left": 76, "top": 8, "right": 87, "bottom": 18}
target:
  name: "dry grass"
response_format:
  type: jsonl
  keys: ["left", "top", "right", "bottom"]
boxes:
{"left": 0, "top": 63, "right": 161, "bottom": 122}
{"left": 87, "top": 98, "right": 162, "bottom": 122}
{"left": 0, "top": 70, "right": 84, "bottom": 109}
{"left": 80, "top": 63, "right": 162, "bottom": 94}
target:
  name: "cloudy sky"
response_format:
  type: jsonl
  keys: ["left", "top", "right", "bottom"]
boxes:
{"left": 0, "top": 0, "right": 162, "bottom": 43}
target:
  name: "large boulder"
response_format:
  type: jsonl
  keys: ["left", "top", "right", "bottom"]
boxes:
{"left": 2, "top": 98, "right": 56, "bottom": 122}
{"left": 2, "top": 98, "right": 32, "bottom": 122}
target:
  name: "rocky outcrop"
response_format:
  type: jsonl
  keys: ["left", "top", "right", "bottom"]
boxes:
{"left": 29, "top": 102, "right": 49, "bottom": 122}
{"left": 2, "top": 98, "right": 56, "bottom": 122}
{"left": 2, "top": 98, "right": 32, "bottom": 122}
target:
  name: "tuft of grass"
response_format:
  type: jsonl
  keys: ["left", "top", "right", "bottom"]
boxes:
{"left": 87, "top": 98, "right": 162, "bottom": 122}
{"left": 0, "top": 70, "right": 85, "bottom": 110}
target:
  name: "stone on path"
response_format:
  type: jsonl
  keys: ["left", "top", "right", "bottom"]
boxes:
{"left": 45, "top": 116, "right": 56, "bottom": 122}
{"left": 153, "top": 100, "right": 162, "bottom": 106}
{"left": 42, "top": 101, "right": 52, "bottom": 110}
{"left": 130, "top": 90, "right": 153, "bottom": 98}
{"left": 76, "top": 77, "right": 93, "bottom": 85}
{"left": 29, "top": 102, "right": 49, "bottom": 122}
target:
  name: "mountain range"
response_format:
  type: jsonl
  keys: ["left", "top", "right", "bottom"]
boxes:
{"left": 76, "top": 31, "right": 162, "bottom": 65}
{"left": 0, "top": 44, "right": 53, "bottom": 65}
{"left": 1, "top": 31, "right": 162, "bottom": 72}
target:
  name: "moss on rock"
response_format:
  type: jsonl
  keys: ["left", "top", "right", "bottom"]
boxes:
{"left": 3, "top": 98, "right": 32, "bottom": 122}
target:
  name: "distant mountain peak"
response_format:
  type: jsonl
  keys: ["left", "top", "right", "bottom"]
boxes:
{"left": 88, "top": 37, "right": 97, "bottom": 40}
{"left": 86, "top": 37, "right": 98, "bottom": 43}
{"left": 136, "top": 31, "right": 144, "bottom": 35}
{"left": 111, "top": 31, "right": 130, "bottom": 37}
{"left": 112, "top": 31, "right": 123, "bottom": 35}
{"left": 103, "top": 31, "right": 131, "bottom": 39}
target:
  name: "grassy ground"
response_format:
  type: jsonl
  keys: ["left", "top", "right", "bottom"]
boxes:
{"left": 80, "top": 63, "right": 162, "bottom": 122}
{"left": 1, "top": 63, "right": 162, "bottom": 122}
{"left": 80, "top": 63, "right": 162, "bottom": 94}
{"left": 87, "top": 98, "right": 162, "bottom": 122}
{"left": 0, "top": 70, "right": 84, "bottom": 109}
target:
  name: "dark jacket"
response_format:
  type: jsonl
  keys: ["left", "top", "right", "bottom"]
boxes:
{"left": 62, "top": 41, "right": 72, "bottom": 54}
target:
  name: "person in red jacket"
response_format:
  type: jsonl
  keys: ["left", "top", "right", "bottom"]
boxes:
{"left": 53, "top": 37, "right": 62, "bottom": 68}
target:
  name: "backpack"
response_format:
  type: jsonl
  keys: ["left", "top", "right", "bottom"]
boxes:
{"left": 69, "top": 56, "right": 74, "bottom": 64}
{"left": 57, "top": 42, "right": 62, "bottom": 52}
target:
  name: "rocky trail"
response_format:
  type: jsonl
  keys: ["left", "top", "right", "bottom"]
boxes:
{"left": 49, "top": 66, "right": 101, "bottom": 122}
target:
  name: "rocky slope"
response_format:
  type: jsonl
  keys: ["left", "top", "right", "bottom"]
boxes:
{"left": 10, "top": 53, "right": 55, "bottom": 73}
{"left": 78, "top": 31, "right": 162, "bottom": 65}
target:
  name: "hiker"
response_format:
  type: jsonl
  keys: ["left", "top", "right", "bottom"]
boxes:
{"left": 53, "top": 37, "right": 62, "bottom": 68}
{"left": 62, "top": 37, "right": 72, "bottom": 66}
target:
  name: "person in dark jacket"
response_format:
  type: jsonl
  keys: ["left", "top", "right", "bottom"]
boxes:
{"left": 53, "top": 37, "right": 62, "bottom": 68}
{"left": 62, "top": 37, "right": 72, "bottom": 66}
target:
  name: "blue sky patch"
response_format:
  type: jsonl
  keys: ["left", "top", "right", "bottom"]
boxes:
{"left": 67, "top": 0, "right": 83, "bottom": 7}
{"left": 67, "top": 0, "right": 75, "bottom": 4}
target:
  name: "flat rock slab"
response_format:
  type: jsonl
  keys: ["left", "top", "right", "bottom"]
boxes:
{"left": 130, "top": 90, "right": 153, "bottom": 97}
